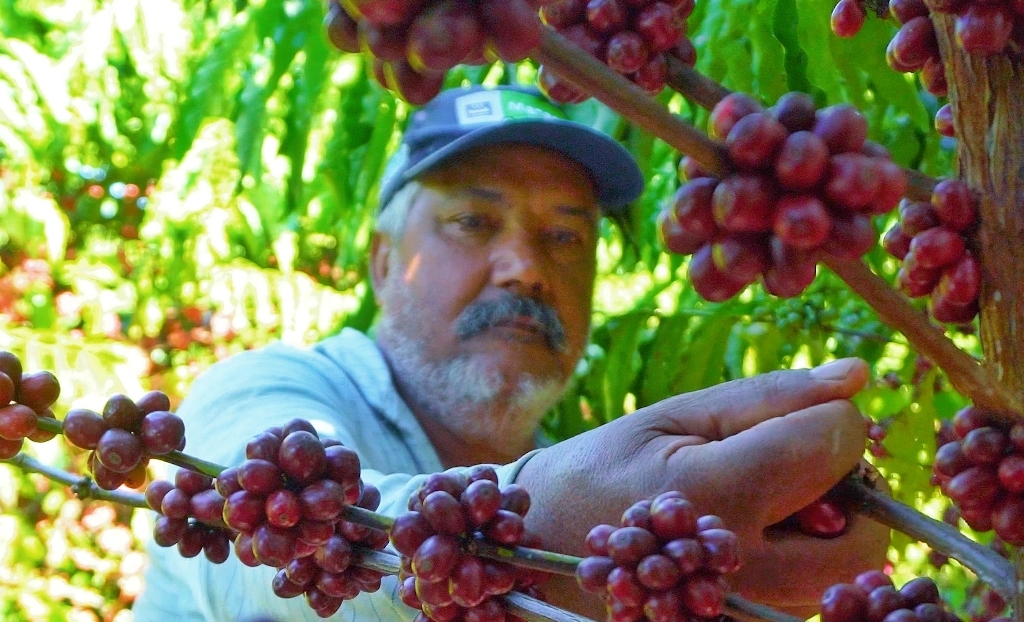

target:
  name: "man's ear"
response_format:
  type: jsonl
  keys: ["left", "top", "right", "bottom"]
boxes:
{"left": 369, "top": 232, "right": 392, "bottom": 299}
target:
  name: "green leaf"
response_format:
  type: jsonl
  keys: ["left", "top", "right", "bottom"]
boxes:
{"left": 355, "top": 91, "right": 399, "bottom": 210}
{"left": 771, "top": 0, "right": 817, "bottom": 96}
{"left": 639, "top": 314, "right": 694, "bottom": 406}
{"left": 849, "top": 19, "right": 930, "bottom": 131}
{"left": 601, "top": 311, "right": 649, "bottom": 421}
{"left": 236, "top": 0, "right": 320, "bottom": 180}
{"left": 793, "top": 0, "right": 842, "bottom": 101}
{"left": 748, "top": 0, "right": 788, "bottom": 102}
{"left": 747, "top": 322, "right": 784, "bottom": 375}
{"left": 672, "top": 314, "right": 738, "bottom": 395}
{"left": 883, "top": 370, "right": 938, "bottom": 504}
{"left": 280, "top": 7, "right": 331, "bottom": 213}
{"left": 174, "top": 16, "right": 255, "bottom": 160}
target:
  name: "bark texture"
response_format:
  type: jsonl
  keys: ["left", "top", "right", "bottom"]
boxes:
{"left": 932, "top": 17, "right": 1024, "bottom": 421}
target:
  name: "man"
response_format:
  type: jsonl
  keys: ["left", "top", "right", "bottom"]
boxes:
{"left": 132, "top": 85, "right": 887, "bottom": 621}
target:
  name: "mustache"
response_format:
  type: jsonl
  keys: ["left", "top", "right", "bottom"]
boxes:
{"left": 453, "top": 293, "right": 568, "bottom": 352}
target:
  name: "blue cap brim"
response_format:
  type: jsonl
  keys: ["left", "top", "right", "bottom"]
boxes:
{"left": 390, "top": 119, "right": 644, "bottom": 214}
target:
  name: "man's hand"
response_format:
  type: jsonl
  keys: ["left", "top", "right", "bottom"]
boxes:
{"left": 516, "top": 358, "right": 889, "bottom": 617}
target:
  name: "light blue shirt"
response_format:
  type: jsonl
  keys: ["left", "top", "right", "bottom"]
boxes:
{"left": 131, "top": 328, "right": 539, "bottom": 621}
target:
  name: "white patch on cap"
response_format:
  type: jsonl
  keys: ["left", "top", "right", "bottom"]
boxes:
{"left": 455, "top": 92, "right": 505, "bottom": 126}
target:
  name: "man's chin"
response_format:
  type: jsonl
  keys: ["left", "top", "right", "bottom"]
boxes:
{"left": 462, "top": 352, "right": 564, "bottom": 391}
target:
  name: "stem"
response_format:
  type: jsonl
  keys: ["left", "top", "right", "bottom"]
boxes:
{"left": 341, "top": 507, "right": 582, "bottom": 576}
{"left": 838, "top": 476, "right": 1016, "bottom": 601}
{"left": 725, "top": 594, "right": 804, "bottom": 622}
{"left": 503, "top": 591, "right": 596, "bottom": 622}
{"left": 664, "top": 55, "right": 730, "bottom": 112}
{"left": 351, "top": 548, "right": 401, "bottom": 574}
{"left": 466, "top": 535, "right": 582, "bottom": 576}
{"left": 343, "top": 504, "right": 395, "bottom": 531}
{"left": 823, "top": 257, "right": 1022, "bottom": 417}
{"left": 351, "top": 548, "right": 596, "bottom": 622}
{"left": 159, "top": 450, "right": 228, "bottom": 479}
{"left": 0, "top": 453, "right": 149, "bottom": 509}
{"left": 35, "top": 414, "right": 63, "bottom": 434}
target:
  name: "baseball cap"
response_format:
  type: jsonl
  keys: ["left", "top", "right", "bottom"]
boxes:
{"left": 377, "top": 85, "right": 645, "bottom": 214}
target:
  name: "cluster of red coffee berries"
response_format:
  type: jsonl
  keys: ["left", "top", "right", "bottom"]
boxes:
{"left": 324, "top": 0, "right": 547, "bottom": 104}
{"left": 392, "top": 467, "right": 541, "bottom": 622}
{"left": 881, "top": 179, "right": 980, "bottom": 324}
{"left": 0, "top": 351, "right": 59, "bottom": 458}
{"left": 212, "top": 420, "right": 388, "bottom": 617}
{"left": 145, "top": 470, "right": 234, "bottom": 564}
{"left": 821, "top": 571, "right": 962, "bottom": 622}
{"left": 62, "top": 392, "right": 184, "bottom": 490}
{"left": 932, "top": 406, "right": 1024, "bottom": 545}
{"left": 658, "top": 91, "right": 905, "bottom": 301}
{"left": 536, "top": 0, "right": 696, "bottom": 102}
{"left": 574, "top": 493, "right": 740, "bottom": 622}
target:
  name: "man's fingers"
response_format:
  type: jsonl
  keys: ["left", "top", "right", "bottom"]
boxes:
{"left": 664, "top": 400, "right": 867, "bottom": 529}
{"left": 733, "top": 514, "right": 890, "bottom": 608}
{"left": 643, "top": 358, "right": 869, "bottom": 440}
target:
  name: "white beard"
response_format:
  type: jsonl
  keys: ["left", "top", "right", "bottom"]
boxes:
{"left": 375, "top": 271, "right": 569, "bottom": 450}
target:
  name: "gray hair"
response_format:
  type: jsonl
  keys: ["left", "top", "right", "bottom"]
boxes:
{"left": 374, "top": 181, "right": 422, "bottom": 240}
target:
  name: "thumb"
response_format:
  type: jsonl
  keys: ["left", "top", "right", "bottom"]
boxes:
{"left": 641, "top": 358, "right": 869, "bottom": 440}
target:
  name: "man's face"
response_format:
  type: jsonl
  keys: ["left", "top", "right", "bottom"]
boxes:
{"left": 372, "top": 143, "right": 600, "bottom": 444}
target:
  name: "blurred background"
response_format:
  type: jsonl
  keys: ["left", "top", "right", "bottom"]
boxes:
{"left": 0, "top": 0, "right": 1000, "bottom": 620}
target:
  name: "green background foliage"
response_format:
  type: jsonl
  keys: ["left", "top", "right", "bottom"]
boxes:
{"left": 0, "top": 0, "right": 1001, "bottom": 619}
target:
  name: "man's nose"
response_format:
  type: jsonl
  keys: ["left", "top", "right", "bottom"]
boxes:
{"left": 490, "top": 232, "right": 548, "bottom": 297}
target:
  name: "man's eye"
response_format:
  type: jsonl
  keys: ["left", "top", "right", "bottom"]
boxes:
{"left": 454, "top": 214, "right": 491, "bottom": 230}
{"left": 549, "top": 229, "right": 583, "bottom": 245}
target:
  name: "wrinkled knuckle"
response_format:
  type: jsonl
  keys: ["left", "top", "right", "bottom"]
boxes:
{"left": 755, "top": 369, "right": 791, "bottom": 404}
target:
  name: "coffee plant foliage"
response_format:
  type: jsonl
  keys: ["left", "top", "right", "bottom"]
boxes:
{"left": 0, "top": 0, "right": 989, "bottom": 619}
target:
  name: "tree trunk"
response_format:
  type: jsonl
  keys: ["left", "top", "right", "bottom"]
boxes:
{"left": 932, "top": 19, "right": 1024, "bottom": 414}
{"left": 931, "top": 16, "right": 1024, "bottom": 619}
